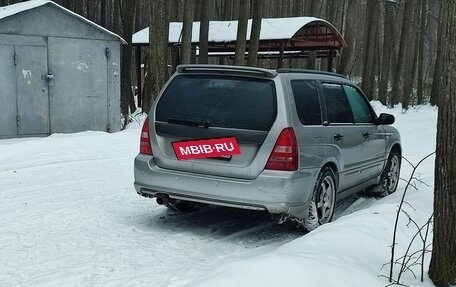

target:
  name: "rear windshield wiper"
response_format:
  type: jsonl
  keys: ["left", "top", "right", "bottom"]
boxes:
{"left": 167, "top": 118, "right": 214, "bottom": 128}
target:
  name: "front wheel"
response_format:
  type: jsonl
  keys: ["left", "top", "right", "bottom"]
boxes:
{"left": 300, "top": 167, "right": 337, "bottom": 232}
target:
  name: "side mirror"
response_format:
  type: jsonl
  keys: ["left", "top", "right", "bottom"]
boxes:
{"left": 376, "top": 113, "right": 395, "bottom": 125}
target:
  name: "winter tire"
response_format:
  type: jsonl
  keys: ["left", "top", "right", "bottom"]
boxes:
{"left": 301, "top": 166, "right": 337, "bottom": 232}
{"left": 380, "top": 150, "right": 401, "bottom": 196}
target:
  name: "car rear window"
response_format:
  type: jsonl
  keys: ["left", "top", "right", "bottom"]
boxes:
{"left": 156, "top": 75, "right": 277, "bottom": 131}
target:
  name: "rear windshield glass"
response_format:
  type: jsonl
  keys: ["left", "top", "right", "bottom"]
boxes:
{"left": 156, "top": 75, "right": 277, "bottom": 131}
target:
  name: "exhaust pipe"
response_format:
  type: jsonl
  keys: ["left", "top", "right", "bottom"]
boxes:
{"left": 156, "top": 194, "right": 169, "bottom": 205}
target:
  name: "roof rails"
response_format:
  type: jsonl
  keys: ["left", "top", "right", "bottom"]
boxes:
{"left": 277, "top": 68, "right": 347, "bottom": 79}
{"left": 177, "top": 64, "right": 278, "bottom": 78}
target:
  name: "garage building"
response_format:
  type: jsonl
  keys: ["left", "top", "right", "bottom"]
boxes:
{"left": 0, "top": 0, "right": 125, "bottom": 139}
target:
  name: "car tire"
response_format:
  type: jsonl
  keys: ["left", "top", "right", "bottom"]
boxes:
{"left": 300, "top": 166, "right": 337, "bottom": 232}
{"left": 379, "top": 150, "right": 401, "bottom": 196}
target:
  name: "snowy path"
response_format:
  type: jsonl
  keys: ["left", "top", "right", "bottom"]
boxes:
{"left": 0, "top": 104, "right": 438, "bottom": 287}
{"left": 0, "top": 130, "right": 304, "bottom": 286}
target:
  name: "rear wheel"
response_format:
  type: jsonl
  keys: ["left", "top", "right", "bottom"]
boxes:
{"left": 300, "top": 167, "right": 337, "bottom": 232}
{"left": 380, "top": 150, "right": 401, "bottom": 196}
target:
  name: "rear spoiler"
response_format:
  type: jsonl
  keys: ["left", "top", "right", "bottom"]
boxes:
{"left": 177, "top": 64, "right": 278, "bottom": 78}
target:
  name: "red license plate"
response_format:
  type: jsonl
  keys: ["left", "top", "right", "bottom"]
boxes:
{"left": 172, "top": 137, "right": 241, "bottom": 160}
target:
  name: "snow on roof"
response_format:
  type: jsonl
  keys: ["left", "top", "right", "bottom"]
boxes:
{"left": 132, "top": 17, "right": 338, "bottom": 45}
{"left": 0, "top": 0, "right": 126, "bottom": 44}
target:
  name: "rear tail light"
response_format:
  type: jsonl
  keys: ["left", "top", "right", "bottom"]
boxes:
{"left": 265, "top": 127, "right": 298, "bottom": 171}
{"left": 140, "top": 116, "right": 153, "bottom": 155}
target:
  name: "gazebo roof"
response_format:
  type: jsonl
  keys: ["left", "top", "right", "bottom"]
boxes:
{"left": 132, "top": 16, "right": 346, "bottom": 52}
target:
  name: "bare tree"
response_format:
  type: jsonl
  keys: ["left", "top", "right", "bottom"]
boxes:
{"left": 222, "top": 0, "right": 233, "bottom": 20}
{"left": 181, "top": 0, "right": 196, "bottom": 64}
{"left": 430, "top": 2, "right": 442, "bottom": 106}
{"left": 247, "top": 0, "right": 263, "bottom": 67}
{"left": 416, "top": 0, "right": 427, "bottom": 105}
{"left": 119, "top": 0, "right": 138, "bottom": 124}
{"left": 378, "top": 0, "right": 396, "bottom": 105}
{"left": 403, "top": 0, "right": 420, "bottom": 110}
{"left": 391, "top": 0, "right": 414, "bottom": 107}
{"left": 307, "top": 0, "right": 321, "bottom": 69}
{"left": 337, "top": 0, "right": 357, "bottom": 76}
{"left": 198, "top": 0, "right": 212, "bottom": 64}
{"left": 234, "top": 0, "right": 249, "bottom": 65}
{"left": 361, "top": 0, "right": 379, "bottom": 101}
{"left": 428, "top": 1, "right": 456, "bottom": 285}
{"left": 144, "top": 0, "right": 169, "bottom": 112}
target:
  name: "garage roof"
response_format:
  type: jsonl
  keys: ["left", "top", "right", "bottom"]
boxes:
{"left": 0, "top": 0, "right": 126, "bottom": 44}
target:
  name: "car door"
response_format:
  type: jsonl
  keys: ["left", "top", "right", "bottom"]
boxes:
{"left": 343, "top": 85, "right": 386, "bottom": 180}
{"left": 319, "top": 82, "right": 366, "bottom": 191}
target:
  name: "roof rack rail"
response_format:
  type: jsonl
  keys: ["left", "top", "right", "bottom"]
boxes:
{"left": 276, "top": 68, "right": 347, "bottom": 79}
{"left": 177, "top": 64, "right": 278, "bottom": 78}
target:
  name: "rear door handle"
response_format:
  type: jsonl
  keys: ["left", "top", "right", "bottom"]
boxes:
{"left": 333, "top": 133, "right": 344, "bottom": 140}
{"left": 363, "top": 131, "right": 370, "bottom": 138}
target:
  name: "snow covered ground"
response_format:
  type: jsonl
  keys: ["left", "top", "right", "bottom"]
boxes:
{"left": 0, "top": 103, "right": 438, "bottom": 287}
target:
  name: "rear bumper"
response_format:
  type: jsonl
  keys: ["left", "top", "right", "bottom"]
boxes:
{"left": 134, "top": 154, "right": 318, "bottom": 219}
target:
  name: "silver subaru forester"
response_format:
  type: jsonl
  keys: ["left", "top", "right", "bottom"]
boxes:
{"left": 134, "top": 65, "right": 401, "bottom": 231}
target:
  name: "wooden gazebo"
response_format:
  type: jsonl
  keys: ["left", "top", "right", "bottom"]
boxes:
{"left": 132, "top": 17, "right": 346, "bottom": 106}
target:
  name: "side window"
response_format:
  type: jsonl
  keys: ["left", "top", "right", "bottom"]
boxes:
{"left": 322, "top": 83, "right": 353, "bottom": 124}
{"left": 291, "top": 80, "right": 322, "bottom": 125}
{"left": 343, "top": 85, "right": 376, "bottom": 123}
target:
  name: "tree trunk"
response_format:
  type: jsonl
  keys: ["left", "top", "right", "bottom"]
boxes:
{"left": 222, "top": 0, "right": 232, "bottom": 20}
{"left": 74, "top": 0, "right": 83, "bottom": 15}
{"left": 194, "top": 0, "right": 201, "bottom": 21}
{"left": 429, "top": 2, "right": 456, "bottom": 285}
{"left": 430, "top": 2, "right": 442, "bottom": 106}
{"left": 391, "top": 0, "right": 414, "bottom": 107}
{"left": 247, "top": 0, "right": 263, "bottom": 67}
{"left": 113, "top": 0, "right": 120, "bottom": 33}
{"left": 99, "top": 0, "right": 106, "bottom": 27}
{"left": 232, "top": 0, "right": 240, "bottom": 19}
{"left": 234, "top": 0, "right": 249, "bottom": 66}
{"left": 198, "top": 0, "right": 211, "bottom": 64}
{"left": 119, "top": 0, "right": 137, "bottom": 124}
{"left": 145, "top": 0, "right": 169, "bottom": 112}
{"left": 378, "top": 0, "right": 396, "bottom": 105}
{"left": 361, "top": 0, "right": 379, "bottom": 101}
{"left": 294, "top": 0, "right": 303, "bottom": 16}
{"left": 307, "top": 0, "right": 320, "bottom": 69}
{"left": 416, "top": 0, "right": 427, "bottom": 105}
{"left": 403, "top": 0, "right": 419, "bottom": 110}
{"left": 181, "top": 0, "right": 195, "bottom": 64}
{"left": 218, "top": 0, "right": 232, "bottom": 64}
{"left": 180, "top": 0, "right": 195, "bottom": 64}
{"left": 337, "top": 0, "right": 356, "bottom": 76}
{"left": 61, "top": 0, "right": 71, "bottom": 9}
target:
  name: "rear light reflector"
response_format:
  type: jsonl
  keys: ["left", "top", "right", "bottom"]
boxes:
{"left": 265, "top": 127, "right": 298, "bottom": 171}
{"left": 140, "top": 116, "right": 153, "bottom": 155}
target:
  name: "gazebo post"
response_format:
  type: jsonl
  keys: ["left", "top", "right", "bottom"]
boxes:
{"left": 135, "top": 45, "right": 142, "bottom": 108}
{"left": 328, "top": 49, "right": 334, "bottom": 72}
{"left": 277, "top": 42, "right": 285, "bottom": 68}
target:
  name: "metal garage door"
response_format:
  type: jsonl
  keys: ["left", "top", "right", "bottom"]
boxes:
{"left": 15, "top": 46, "right": 50, "bottom": 135}
{"left": 48, "top": 37, "right": 109, "bottom": 133}
{"left": 0, "top": 45, "right": 49, "bottom": 137}
{"left": 0, "top": 45, "right": 17, "bottom": 138}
